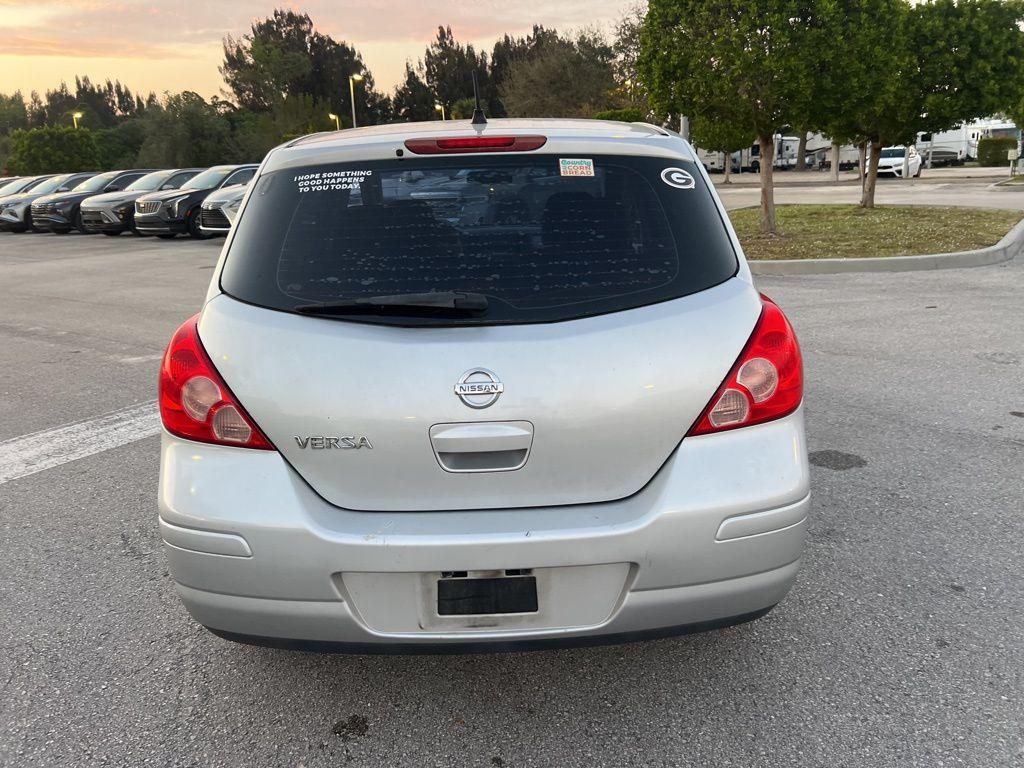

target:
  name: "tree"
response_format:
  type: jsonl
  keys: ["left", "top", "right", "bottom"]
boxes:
{"left": 593, "top": 108, "right": 647, "bottom": 122}
{"left": 915, "top": 0, "right": 1024, "bottom": 153}
{"left": 228, "top": 93, "right": 336, "bottom": 158}
{"left": 95, "top": 120, "right": 148, "bottom": 169}
{"left": 17, "top": 77, "right": 152, "bottom": 131}
{"left": 780, "top": 0, "right": 908, "bottom": 198}
{"left": 501, "top": 31, "right": 619, "bottom": 118}
{"left": 450, "top": 98, "right": 478, "bottom": 119}
{"left": 691, "top": 115, "right": 752, "bottom": 183}
{"left": 221, "top": 10, "right": 388, "bottom": 126}
{"left": 7, "top": 126, "right": 100, "bottom": 174}
{"left": 613, "top": 5, "right": 654, "bottom": 116}
{"left": 815, "top": 0, "right": 1024, "bottom": 208}
{"left": 423, "top": 26, "right": 491, "bottom": 115}
{"left": 392, "top": 63, "right": 437, "bottom": 122}
{"left": 489, "top": 25, "right": 562, "bottom": 115}
{"left": 640, "top": 0, "right": 815, "bottom": 233}
{"left": 136, "top": 92, "right": 234, "bottom": 167}
{"left": 0, "top": 92, "right": 29, "bottom": 135}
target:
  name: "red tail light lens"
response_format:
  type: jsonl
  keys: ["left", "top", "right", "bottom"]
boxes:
{"left": 687, "top": 295, "right": 803, "bottom": 436}
{"left": 404, "top": 135, "right": 547, "bottom": 154}
{"left": 158, "top": 315, "right": 274, "bottom": 449}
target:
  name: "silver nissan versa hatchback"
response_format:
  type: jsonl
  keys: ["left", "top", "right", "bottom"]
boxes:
{"left": 157, "top": 118, "right": 809, "bottom": 652}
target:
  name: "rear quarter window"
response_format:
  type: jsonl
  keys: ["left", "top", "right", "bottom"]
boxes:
{"left": 220, "top": 154, "right": 737, "bottom": 326}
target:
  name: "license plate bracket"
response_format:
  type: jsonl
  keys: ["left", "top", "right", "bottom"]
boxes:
{"left": 437, "top": 574, "right": 538, "bottom": 616}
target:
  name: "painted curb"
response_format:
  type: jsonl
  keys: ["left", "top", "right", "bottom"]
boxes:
{"left": 749, "top": 216, "right": 1024, "bottom": 275}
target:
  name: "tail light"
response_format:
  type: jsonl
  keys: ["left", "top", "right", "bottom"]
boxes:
{"left": 158, "top": 315, "right": 274, "bottom": 449}
{"left": 404, "top": 136, "right": 547, "bottom": 154}
{"left": 687, "top": 295, "right": 803, "bottom": 436}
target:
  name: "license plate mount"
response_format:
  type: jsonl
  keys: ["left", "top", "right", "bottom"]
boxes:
{"left": 437, "top": 573, "right": 538, "bottom": 616}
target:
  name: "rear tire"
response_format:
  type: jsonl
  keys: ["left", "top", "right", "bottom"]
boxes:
{"left": 73, "top": 209, "right": 87, "bottom": 234}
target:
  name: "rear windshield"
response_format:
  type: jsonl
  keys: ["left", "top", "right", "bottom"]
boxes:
{"left": 221, "top": 154, "right": 737, "bottom": 326}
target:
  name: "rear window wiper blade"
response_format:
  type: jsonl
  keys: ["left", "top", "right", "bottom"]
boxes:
{"left": 293, "top": 291, "right": 489, "bottom": 315}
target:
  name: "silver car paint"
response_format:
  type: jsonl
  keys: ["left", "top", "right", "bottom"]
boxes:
{"left": 160, "top": 119, "right": 807, "bottom": 646}
{"left": 159, "top": 407, "right": 807, "bottom": 644}
{"left": 199, "top": 277, "right": 761, "bottom": 512}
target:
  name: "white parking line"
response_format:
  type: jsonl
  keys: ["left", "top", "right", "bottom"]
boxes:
{"left": 0, "top": 402, "right": 161, "bottom": 485}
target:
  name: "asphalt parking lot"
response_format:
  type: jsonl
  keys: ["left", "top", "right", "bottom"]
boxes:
{"left": 1, "top": 199, "right": 1023, "bottom": 765}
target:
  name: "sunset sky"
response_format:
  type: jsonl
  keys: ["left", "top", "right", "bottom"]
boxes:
{"left": 0, "top": 0, "right": 631, "bottom": 100}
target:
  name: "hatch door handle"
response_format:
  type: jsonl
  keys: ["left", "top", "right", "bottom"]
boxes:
{"left": 429, "top": 421, "right": 534, "bottom": 473}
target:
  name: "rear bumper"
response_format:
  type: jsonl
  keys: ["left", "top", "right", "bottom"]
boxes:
{"left": 158, "top": 407, "right": 810, "bottom": 650}
{"left": 179, "top": 562, "right": 797, "bottom": 653}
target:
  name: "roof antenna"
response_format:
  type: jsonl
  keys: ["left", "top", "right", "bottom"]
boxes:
{"left": 471, "top": 71, "right": 487, "bottom": 126}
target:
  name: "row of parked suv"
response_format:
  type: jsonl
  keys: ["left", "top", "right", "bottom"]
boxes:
{"left": 0, "top": 164, "right": 257, "bottom": 238}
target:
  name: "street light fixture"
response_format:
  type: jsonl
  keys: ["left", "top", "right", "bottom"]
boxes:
{"left": 72, "top": 111, "right": 83, "bottom": 129}
{"left": 328, "top": 112, "right": 340, "bottom": 131}
{"left": 434, "top": 103, "right": 446, "bottom": 121}
{"left": 348, "top": 74, "right": 364, "bottom": 129}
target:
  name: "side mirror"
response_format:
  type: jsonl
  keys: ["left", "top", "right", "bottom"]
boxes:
{"left": 160, "top": 183, "right": 176, "bottom": 190}
{"left": 106, "top": 185, "right": 123, "bottom": 192}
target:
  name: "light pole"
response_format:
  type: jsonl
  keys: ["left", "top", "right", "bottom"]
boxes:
{"left": 72, "top": 111, "right": 83, "bottom": 129}
{"left": 434, "top": 103, "right": 446, "bottom": 120}
{"left": 348, "top": 74, "right": 363, "bottom": 128}
{"left": 328, "top": 113, "right": 340, "bottom": 131}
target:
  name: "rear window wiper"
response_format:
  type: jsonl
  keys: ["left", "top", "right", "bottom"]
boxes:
{"left": 293, "top": 291, "right": 489, "bottom": 315}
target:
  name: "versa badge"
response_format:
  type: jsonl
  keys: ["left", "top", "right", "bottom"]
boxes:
{"left": 294, "top": 436, "right": 373, "bottom": 449}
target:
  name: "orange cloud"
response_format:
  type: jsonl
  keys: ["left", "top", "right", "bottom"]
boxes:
{"left": 2, "top": 33, "right": 187, "bottom": 59}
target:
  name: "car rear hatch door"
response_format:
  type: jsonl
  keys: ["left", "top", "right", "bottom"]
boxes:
{"left": 198, "top": 281, "right": 760, "bottom": 512}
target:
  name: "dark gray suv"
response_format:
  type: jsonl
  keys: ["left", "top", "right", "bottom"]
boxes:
{"left": 134, "top": 165, "right": 258, "bottom": 239}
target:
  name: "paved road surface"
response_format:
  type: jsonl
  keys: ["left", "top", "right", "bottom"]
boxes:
{"left": 1, "top": 191, "right": 1022, "bottom": 766}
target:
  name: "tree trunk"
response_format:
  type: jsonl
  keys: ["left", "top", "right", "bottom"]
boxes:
{"left": 858, "top": 141, "right": 867, "bottom": 187}
{"left": 722, "top": 151, "right": 732, "bottom": 184}
{"left": 860, "top": 137, "right": 882, "bottom": 209}
{"left": 758, "top": 134, "right": 777, "bottom": 234}
{"left": 830, "top": 144, "right": 840, "bottom": 182}
{"left": 795, "top": 131, "right": 808, "bottom": 171}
